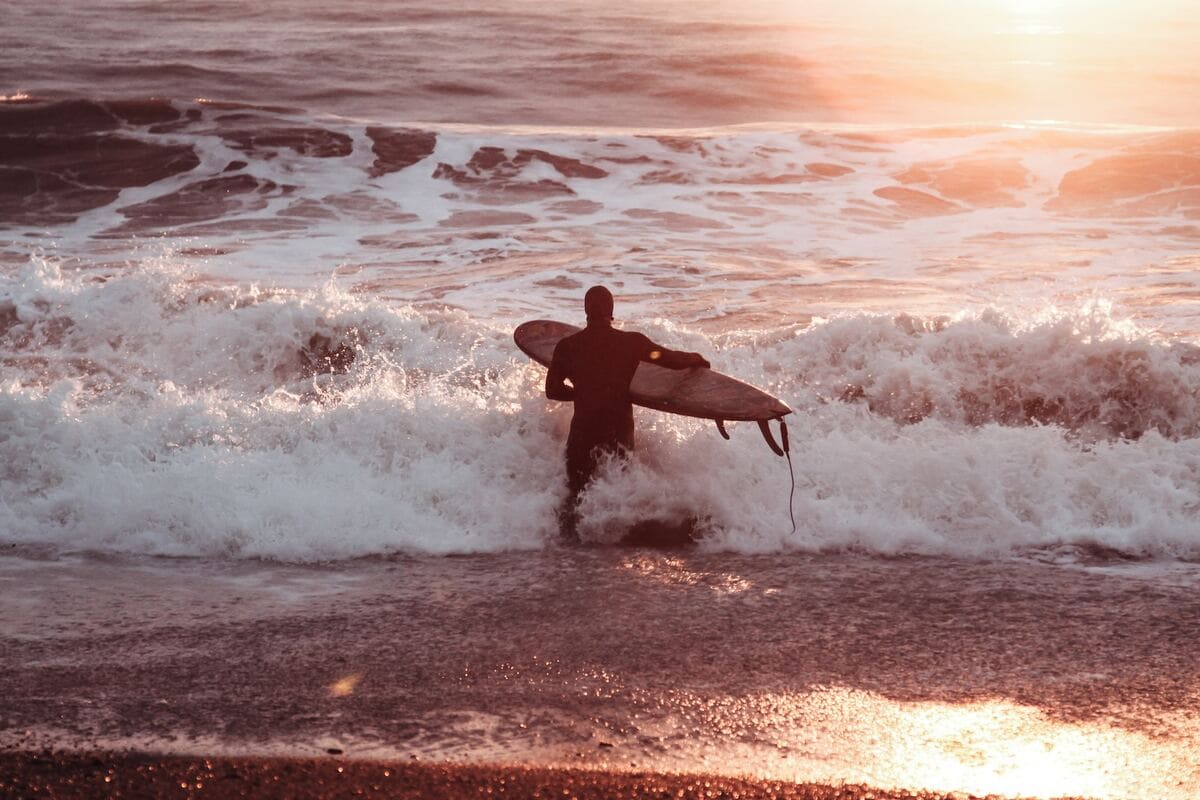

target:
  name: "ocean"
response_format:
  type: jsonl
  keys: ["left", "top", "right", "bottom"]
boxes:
{"left": 2, "top": 1, "right": 1199, "bottom": 798}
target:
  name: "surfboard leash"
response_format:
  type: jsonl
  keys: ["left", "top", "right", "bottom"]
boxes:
{"left": 780, "top": 418, "right": 796, "bottom": 535}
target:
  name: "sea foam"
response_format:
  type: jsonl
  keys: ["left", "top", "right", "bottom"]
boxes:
{"left": 2, "top": 260, "right": 1198, "bottom": 561}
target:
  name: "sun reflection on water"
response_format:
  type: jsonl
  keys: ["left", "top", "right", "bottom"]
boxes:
{"left": 680, "top": 686, "right": 1198, "bottom": 799}
{"left": 621, "top": 554, "right": 753, "bottom": 595}
{"left": 327, "top": 673, "right": 362, "bottom": 698}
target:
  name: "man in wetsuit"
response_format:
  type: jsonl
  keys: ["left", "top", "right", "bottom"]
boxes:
{"left": 545, "top": 285, "right": 710, "bottom": 539}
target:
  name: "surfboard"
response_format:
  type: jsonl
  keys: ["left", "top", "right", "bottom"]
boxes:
{"left": 514, "top": 319, "right": 792, "bottom": 454}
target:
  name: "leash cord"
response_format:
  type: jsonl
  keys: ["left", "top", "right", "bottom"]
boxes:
{"left": 785, "top": 446, "right": 796, "bottom": 535}
{"left": 781, "top": 419, "right": 796, "bottom": 535}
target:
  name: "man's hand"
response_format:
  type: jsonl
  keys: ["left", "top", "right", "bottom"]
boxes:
{"left": 645, "top": 346, "right": 710, "bottom": 371}
{"left": 546, "top": 341, "right": 576, "bottom": 401}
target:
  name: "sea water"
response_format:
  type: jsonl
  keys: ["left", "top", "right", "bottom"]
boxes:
{"left": 2, "top": 1, "right": 1200, "bottom": 796}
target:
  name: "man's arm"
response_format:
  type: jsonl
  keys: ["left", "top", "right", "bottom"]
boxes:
{"left": 545, "top": 341, "right": 576, "bottom": 401}
{"left": 642, "top": 337, "right": 710, "bottom": 371}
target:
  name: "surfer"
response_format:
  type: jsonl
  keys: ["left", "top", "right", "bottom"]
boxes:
{"left": 546, "top": 285, "right": 710, "bottom": 540}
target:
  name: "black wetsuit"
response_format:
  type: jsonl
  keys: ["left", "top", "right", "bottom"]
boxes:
{"left": 545, "top": 320, "right": 707, "bottom": 528}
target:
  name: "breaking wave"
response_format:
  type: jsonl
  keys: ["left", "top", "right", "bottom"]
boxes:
{"left": 2, "top": 260, "right": 1198, "bottom": 561}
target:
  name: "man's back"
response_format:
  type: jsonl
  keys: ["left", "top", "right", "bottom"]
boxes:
{"left": 551, "top": 325, "right": 655, "bottom": 448}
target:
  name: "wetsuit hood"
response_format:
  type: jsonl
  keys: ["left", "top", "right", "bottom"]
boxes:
{"left": 584, "top": 285, "right": 614, "bottom": 324}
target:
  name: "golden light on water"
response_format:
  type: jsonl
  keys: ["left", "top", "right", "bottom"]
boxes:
{"left": 1001, "top": 0, "right": 1052, "bottom": 15}
{"left": 685, "top": 687, "right": 1200, "bottom": 800}
{"left": 328, "top": 674, "right": 362, "bottom": 698}
{"left": 620, "top": 554, "right": 753, "bottom": 595}
{"left": 757, "top": 0, "right": 1199, "bottom": 124}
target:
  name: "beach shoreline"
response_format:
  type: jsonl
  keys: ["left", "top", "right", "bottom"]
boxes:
{"left": 0, "top": 750, "right": 1032, "bottom": 799}
{"left": 3, "top": 549, "right": 1198, "bottom": 799}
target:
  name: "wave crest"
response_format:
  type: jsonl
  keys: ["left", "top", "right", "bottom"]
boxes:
{"left": 2, "top": 262, "right": 1199, "bottom": 561}
{"left": 791, "top": 308, "right": 1200, "bottom": 440}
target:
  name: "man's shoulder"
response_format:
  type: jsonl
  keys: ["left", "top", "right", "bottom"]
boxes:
{"left": 559, "top": 326, "right": 652, "bottom": 352}
{"left": 617, "top": 328, "right": 655, "bottom": 350}
{"left": 556, "top": 328, "right": 587, "bottom": 350}
{"left": 625, "top": 328, "right": 653, "bottom": 342}
{"left": 552, "top": 328, "right": 588, "bottom": 362}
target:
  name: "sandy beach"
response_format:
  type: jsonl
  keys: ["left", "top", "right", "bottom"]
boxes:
{"left": 3, "top": 548, "right": 1198, "bottom": 799}
{"left": 0, "top": 750, "right": 1021, "bottom": 800}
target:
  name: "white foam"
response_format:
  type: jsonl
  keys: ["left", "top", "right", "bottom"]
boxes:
{"left": 11, "top": 104, "right": 1200, "bottom": 340}
{"left": 2, "top": 261, "right": 1198, "bottom": 561}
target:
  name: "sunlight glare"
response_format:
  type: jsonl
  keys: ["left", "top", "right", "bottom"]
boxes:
{"left": 328, "top": 673, "right": 362, "bottom": 698}
{"left": 686, "top": 686, "right": 1200, "bottom": 799}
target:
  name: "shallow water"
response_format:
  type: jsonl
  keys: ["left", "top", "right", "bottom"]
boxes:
{"left": 3, "top": 549, "right": 1198, "bottom": 799}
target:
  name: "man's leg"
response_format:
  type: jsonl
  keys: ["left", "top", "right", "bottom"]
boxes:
{"left": 560, "top": 442, "right": 599, "bottom": 542}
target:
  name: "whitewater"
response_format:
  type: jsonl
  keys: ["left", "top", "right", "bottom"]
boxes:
{"left": 1, "top": 253, "right": 1198, "bottom": 560}
{"left": 3, "top": 94, "right": 1200, "bottom": 561}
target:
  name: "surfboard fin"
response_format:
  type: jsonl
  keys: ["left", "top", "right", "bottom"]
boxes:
{"left": 758, "top": 419, "right": 785, "bottom": 457}
{"left": 715, "top": 419, "right": 731, "bottom": 440}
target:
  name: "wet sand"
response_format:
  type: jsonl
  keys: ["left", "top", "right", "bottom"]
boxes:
{"left": 2, "top": 548, "right": 1199, "bottom": 799}
{"left": 0, "top": 750, "right": 1006, "bottom": 799}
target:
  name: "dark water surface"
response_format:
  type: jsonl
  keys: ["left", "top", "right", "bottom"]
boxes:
{"left": 5, "top": 0, "right": 1200, "bottom": 127}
